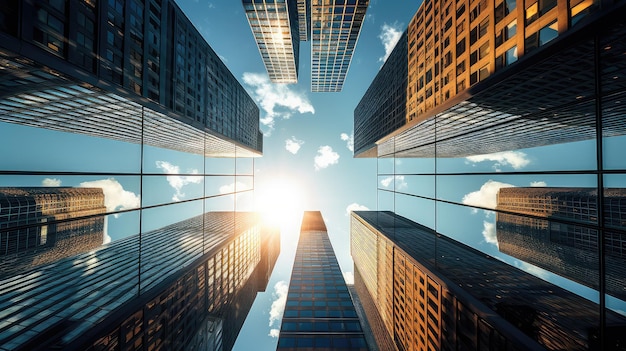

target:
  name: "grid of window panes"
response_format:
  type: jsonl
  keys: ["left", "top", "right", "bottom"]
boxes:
{"left": 296, "top": 0, "right": 311, "bottom": 41}
{"left": 277, "top": 212, "right": 368, "bottom": 350}
{"left": 0, "top": 1, "right": 267, "bottom": 349}
{"left": 0, "top": 0, "right": 261, "bottom": 153}
{"left": 243, "top": 0, "right": 300, "bottom": 83}
{"left": 354, "top": 0, "right": 608, "bottom": 158}
{"left": 351, "top": 211, "right": 626, "bottom": 350}
{"left": 310, "top": 0, "right": 369, "bottom": 92}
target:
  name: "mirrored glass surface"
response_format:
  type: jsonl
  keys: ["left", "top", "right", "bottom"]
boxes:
{"left": 140, "top": 200, "right": 204, "bottom": 293}
{"left": 0, "top": 121, "right": 141, "bottom": 173}
{"left": 205, "top": 175, "right": 236, "bottom": 197}
{"left": 205, "top": 156, "right": 236, "bottom": 175}
{"left": 377, "top": 155, "right": 395, "bottom": 174}
{"left": 394, "top": 157, "right": 435, "bottom": 175}
{"left": 394, "top": 194, "right": 435, "bottom": 230}
{"left": 436, "top": 174, "right": 597, "bottom": 218}
{"left": 378, "top": 189, "right": 395, "bottom": 212}
{"left": 142, "top": 175, "right": 204, "bottom": 207}
{"left": 236, "top": 157, "right": 254, "bottom": 175}
{"left": 235, "top": 190, "right": 255, "bottom": 212}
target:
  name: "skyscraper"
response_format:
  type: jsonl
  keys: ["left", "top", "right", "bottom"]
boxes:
{"left": 354, "top": 0, "right": 626, "bottom": 157}
{"left": 310, "top": 0, "right": 369, "bottom": 92}
{"left": 0, "top": 1, "right": 271, "bottom": 350}
{"left": 351, "top": 211, "right": 626, "bottom": 350}
{"left": 242, "top": 0, "right": 369, "bottom": 91}
{"left": 352, "top": 1, "right": 626, "bottom": 348}
{"left": 242, "top": 0, "right": 301, "bottom": 83}
{"left": 277, "top": 211, "right": 370, "bottom": 350}
{"left": 0, "top": 0, "right": 262, "bottom": 156}
{"left": 495, "top": 187, "right": 626, "bottom": 301}
{"left": 0, "top": 212, "right": 279, "bottom": 351}
{"left": 0, "top": 187, "right": 106, "bottom": 278}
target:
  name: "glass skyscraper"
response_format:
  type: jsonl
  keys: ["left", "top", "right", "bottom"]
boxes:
{"left": 277, "top": 211, "right": 369, "bottom": 350}
{"left": 352, "top": 0, "right": 626, "bottom": 349}
{"left": 242, "top": 0, "right": 369, "bottom": 91}
{"left": 242, "top": 0, "right": 301, "bottom": 83}
{"left": 0, "top": 1, "right": 274, "bottom": 350}
{"left": 351, "top": 211, "right": 626, "bottom": 350}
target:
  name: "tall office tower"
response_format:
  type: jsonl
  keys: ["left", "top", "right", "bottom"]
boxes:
{"left": 242, "top": 0, "right": 368, "bottom": 91}
{"left": 354, "top": 0, "right": 626, "bottom": 157}
{"left": 496, "top": 187, "right": 626, "bottom": 300}
{"left": 351, "top": 211, "right": 626, "bottom": 350}
{"left": 352, "top": 0, "right": 626, "bottom": 349}
{"left": 310, "top": 0, "right": 368, "bottom": 92}
{"left": 0, "top": 0, "right": 262, "bottom": 156}
{"left": 296, "top": 0, "right": 311, "bottom": 41}
{"left": 0, "top": 1, "right": 268, "bottom": 350}
{"left": 0, "top": 212, "right": 279, "bottom": 351}
{"left": 0, "top": 187, "right": 106, "bottom": 277}
{"left": 242, "top": 0, "right": 301, "bottom": 83}
{"left": 277, "top": 211, "right": 370, "bottom": 350}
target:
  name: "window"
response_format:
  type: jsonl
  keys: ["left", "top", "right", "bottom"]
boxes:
{"left": 456, "top": 39, "right": 466, "bottom": 57}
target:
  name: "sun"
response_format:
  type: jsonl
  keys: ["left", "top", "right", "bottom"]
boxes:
{"left": 255, "top": 176, "right": 306, "bottom": 230}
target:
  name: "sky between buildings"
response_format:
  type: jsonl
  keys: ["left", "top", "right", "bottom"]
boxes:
{"left": 168, "top": 1, "right": 626, "bottom": 350}
{"left": 2, "top": 0, "right": 623, "bottom": 349}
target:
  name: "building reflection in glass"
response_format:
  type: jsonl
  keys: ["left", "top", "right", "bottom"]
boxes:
{"left": 496, "top": 187, "right": 626, "bottom": 301}
{"left": 351, "top": 211, "right": 626, "bottom": 351}
{"left": 0, "top": 187, "right": 106, "bottom": 278}
{"left": 0, "top": 212, "right": 279, "bottom": 351}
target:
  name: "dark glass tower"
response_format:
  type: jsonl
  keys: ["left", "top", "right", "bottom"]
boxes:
{"left": 0, "top": 1, "right": 271, "bottom": 350}
{"left": 0, "top": 212, "right": 279, "bottom": 351}
{"left": 277, "top": 211, "right": 369, "bottom": 350}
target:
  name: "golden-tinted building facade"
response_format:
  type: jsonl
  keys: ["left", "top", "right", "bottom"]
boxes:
{"left": 354, "top": 0, "right": 622, "bottom": 157}
{"left": 351, "top": 211, "right": 626, "bottom": 350}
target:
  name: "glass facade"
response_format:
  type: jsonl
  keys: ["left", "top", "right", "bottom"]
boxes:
{"left": 310, "top": 0, "right": 369, "bottom": 92}
{"left": 351, "top": 211, "right": 626, "bottom": 350}
{"left": 242, "top": 0, "right": 301, "bottom": 83}
{"left": 0, "top": 1, "right": 274, "bottom": 350}
{"left": 352, "top": 1, "right": 626, "bottom": 350}
{"left": 277, "top": 211, "right": 369, "bottom": 350}
{"left": 243, "top": 0, "right": 369, "bottom": 91}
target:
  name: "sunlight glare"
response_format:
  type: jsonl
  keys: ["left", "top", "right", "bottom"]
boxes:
{"left": 255, "top": 177, "right": 306, "bottom": 231}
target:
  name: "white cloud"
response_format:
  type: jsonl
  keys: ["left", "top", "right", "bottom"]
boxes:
{"left": 482, "top": 221, "right": 498, "bottom": 246}
{"left": 466, "top": 151, "right": 530, "bottom": 171}
{"left": 530, "top": 181, "right": 547, "bottom": 187}
{"left": 314, "top": 146, "right": 340, "bottom": 170}
{"left": 340, "top": 133, "right": 354, "bottom": 152}
{"left": 219, "top": 181, "right": 249, "bottom": 194}
{"left": 343, "top": 271, "right": 354, "bottom": 285}
{"left": 346, "top": 202, "right": 369, "bottom": 216}
{"left": 41, "top": 178, "right": 62, "bottom": 187}
{"left": 462, "top": 180, "right": 515, "bottom": 212}
{"left": 242, "top": 72, "right": 315, "bottom": 134}
{"left": 155, "top": 161, "right": 202, "bottom": 202}
{"left": 102, "top": 218, "right": 111, "bottom": 245}
{"left": 285, "top": 137, "right": 304, "bottom": 154}
{"left": 269, "top": 281, "right": 288, "bottom": 330}
{"left": 79, "top": 178, "right": 140, "bottom": 214}
{"left": 514, "top": 261, "right": 550, "bottom": 280}
{"left": 379, "top": 175, "right": 408, "bottom": 190}
{"left": 269, "top": 329, "right": 280, "bottom": 338}
{"left": 378, "top": 23, "right": 403, "bottom": 62}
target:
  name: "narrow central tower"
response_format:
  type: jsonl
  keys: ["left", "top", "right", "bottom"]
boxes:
{"left": 277, "top": 211, "right": 369, "bottom": 350}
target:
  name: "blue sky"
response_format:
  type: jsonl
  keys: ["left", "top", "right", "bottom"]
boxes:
{"left": 169, "top": 1, "right": 626, "bottom": 349}
{"left": 1, "top": 0, "right": 624, "bottom": 349}
{"left": 169, "top": 1, "right": 420, "bottom": 348}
